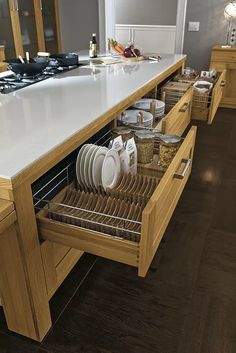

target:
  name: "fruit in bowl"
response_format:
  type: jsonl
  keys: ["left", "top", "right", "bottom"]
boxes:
{"left": 108, "top": 39, "right": 142, "bottom": 58}
{"left": 123, "top": 45, "right": 141, "bottom": 58}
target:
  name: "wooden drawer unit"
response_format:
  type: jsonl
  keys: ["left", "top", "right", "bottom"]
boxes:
{"left": 191, "top": 70, "right": 226, "bottom": 124}
{"left": 37, "top": 126, "right": 197, "bottom": 278}
{"left": 161, "top": 87, "right": 193, "bottom": 135}
{"left": 210, "top": 45, "right": 236, "bottom": 109}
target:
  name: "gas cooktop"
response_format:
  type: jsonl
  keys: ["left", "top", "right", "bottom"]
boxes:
{"left": 0, "top": 64, "right": 84, "bottom": 94}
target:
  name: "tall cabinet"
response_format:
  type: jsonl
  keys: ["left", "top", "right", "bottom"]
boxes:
{"left": 210, "top": 45, "right": 236, "bottom": 109}
{"left": 0, "top": 0, "right": 61, "bottom": 59}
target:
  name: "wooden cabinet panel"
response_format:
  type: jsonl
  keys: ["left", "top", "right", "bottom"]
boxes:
{"left": 210, "top": 45, "right": 236, "bottom": 109}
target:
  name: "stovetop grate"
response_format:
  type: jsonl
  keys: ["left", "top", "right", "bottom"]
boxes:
{"left": 0, "top": 64, "right": 84, "bottom": 94}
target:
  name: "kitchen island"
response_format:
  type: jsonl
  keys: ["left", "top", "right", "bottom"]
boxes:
{"left": 0, "top": 54, "right": 189, "bottom": 341}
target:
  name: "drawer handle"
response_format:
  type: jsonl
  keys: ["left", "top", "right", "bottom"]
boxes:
{"left": 220, "top": 80, "right": 226, "bottom": 87}
{"left": 179, "top": 102, "right": 189, "bottom": 113}
{"left": 174, "top": 158, "right": 191, "bottom": 179}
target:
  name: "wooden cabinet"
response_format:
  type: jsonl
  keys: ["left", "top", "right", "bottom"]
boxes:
{"left": 0, "top": 0, "right": 61, "bottom": 59}
{"left": 210, "top": 45, "right": 236, "bottom": 109}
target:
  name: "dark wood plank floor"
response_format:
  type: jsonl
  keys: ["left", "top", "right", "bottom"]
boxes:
{"left": 1, "top": 108, "right": 236, "bottom": 353}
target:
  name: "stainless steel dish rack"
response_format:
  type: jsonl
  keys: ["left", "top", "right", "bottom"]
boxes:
{"left": 33, "top": 126, "right": 152, "bottom": 243}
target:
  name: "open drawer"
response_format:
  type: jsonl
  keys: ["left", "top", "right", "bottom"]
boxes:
{"left": 37, "top": 126, "right": 197, "bottom": 278}
{"left": 191, "top": 70, "right": 226, "bottom": 124}
{"left": 161, "top": 87, "right": 193, "bottom": 136}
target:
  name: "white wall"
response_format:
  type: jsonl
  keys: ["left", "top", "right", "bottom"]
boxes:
{"left": 115, "top": 0, "right": 178, "bottom": 26}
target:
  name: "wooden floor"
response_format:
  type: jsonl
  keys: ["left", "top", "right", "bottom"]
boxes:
{"left": 1, "top": 108, "right": 236, "bottom": 353}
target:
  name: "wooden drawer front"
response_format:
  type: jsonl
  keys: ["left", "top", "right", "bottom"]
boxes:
{"left": 41, "top": 241, "right": 83, "bottom": 299}
{"left": 211, "top": 51, "right": 236, "bottom": 63}
{"left": 37, "top": 127, "right": 197, "bottom": 278}
{"left": 162, "top": 88, "right": 193, "bottom": 136}
{"left": 208, "top": 70, "right": 226, "bottom": 124}
{"left": 138, "top": 126, "right": 196, "bottom": 276}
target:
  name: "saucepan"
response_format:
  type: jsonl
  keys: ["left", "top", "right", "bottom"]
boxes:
{"left": 6, "top": 58, "right": 49, "bottom": 76}
{"left": 49, "top": 53, "right": 79, "bottom": 67}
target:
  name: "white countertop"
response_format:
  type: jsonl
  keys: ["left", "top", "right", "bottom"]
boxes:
{"left": 0, "top": 53, "right": 185, "bottom": 180}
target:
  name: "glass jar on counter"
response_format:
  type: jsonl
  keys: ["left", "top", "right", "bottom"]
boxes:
{"left": 134, "top": 130, "right": 155, "bottom": 164}
{"left": 159, "top": 135, "right": 182, "bottom": 169}
{"left": 112, "top": 127, "right": 133, "bottom": 143}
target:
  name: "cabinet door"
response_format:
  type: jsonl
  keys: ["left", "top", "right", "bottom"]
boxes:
{"left": 16, "top": 0, "right": 39, "bottom": 57}
{"left": 41, "top": 0, "right": 60, "bottom": 53}
{"left": 0, "top": 0, "right": 16, "bottom": 58}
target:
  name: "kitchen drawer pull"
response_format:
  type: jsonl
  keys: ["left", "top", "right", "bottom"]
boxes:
{"left": 174, "top": 158, "right": 191, "bottom": 179}
{"left": 179, "top": 102, "right": 189, "bottom": 113}
{"left": 220, "top": 80, "right": 226, "bottom": 87}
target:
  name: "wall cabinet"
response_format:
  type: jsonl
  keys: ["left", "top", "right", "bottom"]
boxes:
{"left": 210, "top": 45, "right": 236, "bottom": 109}
{"left": 0, "top": 0, "right": 61, "bottom": 59}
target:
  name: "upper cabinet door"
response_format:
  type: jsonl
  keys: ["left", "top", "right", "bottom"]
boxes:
{"left": 41, "top": 0, "right": 60, "bottom": 53}
{"left": 16, "top": 0, "right": 39, "bottom": 57}
{"left": 0, "top": 0, "right": 16, "bottom": 58}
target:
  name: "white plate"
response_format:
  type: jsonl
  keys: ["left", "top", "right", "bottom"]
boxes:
{"left": 118, "top": 109, "right": 153, "bottom": 125}
{"left": 79, "top": 144, "right": 92, "bottom": 186}
{"left": 101, "top": 149, "right": 121, "bottom": 190}
{"left": 92, "top": 146, "right": 109, "bottom": 188}
{"left": 76, "top": 144, "right": 90, "bottom": 186}
{"left": 88, "top": 145, "right": 100, "bottom": 187}
{"left": 132, "top": 98, "right": 165, "bottom": 111}
{"left": 83, "top": 145, "right": 98, "bottom": 187}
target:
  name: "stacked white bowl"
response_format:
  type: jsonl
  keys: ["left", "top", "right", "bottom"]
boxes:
{"left": 118, "top": 109, "right": 153, "bottom": 128}
{"left": 132, "top": 98, "right": 165, "bottom": 119}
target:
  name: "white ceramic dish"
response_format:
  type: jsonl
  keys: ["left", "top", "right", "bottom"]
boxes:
{"left": 118, "top": 109, "right": 153, "bottom": 126}
{"left": 79, "top": 144, "right": 92, "bottom": 186}
{"left": 101, "top": 149, "right": 121, "bottom": 190}
{"left": 88, "top": 145, "right": 99, "bottom": 187}
{"left": 83, "top": 145, "right": 98, "bottom": 187}
{"left": 132, "top": 98, "right": 165, "bottom": 111}
{"left": 92, "top": 146, "right": 109, "bottom": 188}
{"left": 76, "top": 144, "right": 90, "bottom": 186}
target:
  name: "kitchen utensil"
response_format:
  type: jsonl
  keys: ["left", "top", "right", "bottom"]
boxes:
{"left": 18, "top": 55, "right": 24, "bottom": 64}
{"left": 49, "top": 53, "right": 79, "bottom": 67}
{"left": 26, "top": 52, "right": 30, "bottom": 64}
{"left": 6, "top": 59, "right": 49, "bottom": 76}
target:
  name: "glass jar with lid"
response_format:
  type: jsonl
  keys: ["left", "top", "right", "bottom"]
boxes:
{"left": 112, "top": 127, "right": 133, "bottom": 143}
{"left": 159, "top": 135, "right": 182, "bottom": 169}
{"left": 134, "top": 130, "right": 155, "bottom": 164}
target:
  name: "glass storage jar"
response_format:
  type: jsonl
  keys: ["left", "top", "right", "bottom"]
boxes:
{"left": 112, "top": 127, "right": 133, "bottom": 143}
{"left": 159, "top": 135, "right": 182, "bottom": 169}
{"left": 135, "top": 130, "right": 155, "bottom": 164}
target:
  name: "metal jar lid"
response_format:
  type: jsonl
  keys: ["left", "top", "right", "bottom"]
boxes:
{"left": 112, "top": 127, "right": 132, "bottom": 135}
{"left": 135, "top": 130, "right": 155, "bottom": 140}
{"left": 160, "top": 134, "right": 182, "bottom": 144}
